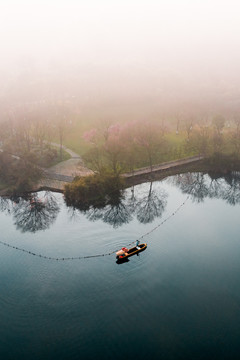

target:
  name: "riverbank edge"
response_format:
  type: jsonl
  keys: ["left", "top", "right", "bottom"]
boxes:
{"left": 0, "top": 157, "right": 230, "bottom": 197}
{"left": 0, "top": 156, "right": 200, "bottom": 195}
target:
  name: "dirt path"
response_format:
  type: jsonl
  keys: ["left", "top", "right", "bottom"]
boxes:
{"left": 36, "top": 143, "right": 93, "bottom": 191}
{"left": 0, "top": 143, "right": 93, "bottom": 193}
{"left": 45, "top": 142, "right": 93, "bottom": 178}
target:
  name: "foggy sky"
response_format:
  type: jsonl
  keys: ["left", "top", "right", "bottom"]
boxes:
{"left": 1, "top": 0, "right": 240, "bottom": 111}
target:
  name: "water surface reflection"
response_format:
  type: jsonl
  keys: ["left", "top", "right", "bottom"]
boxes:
{"left": 170, "top": 171, "right": 240, "bottom": 205}
{"left": 1, "top": 171, "right": 240, "bottom": 233}
{"left": 0, "top": 192, "right": 60, "bottom": 232}
{"left": 68, "top": 181, "right": 168, "bottom": 228}
{"left": 1, "top": 172, "right": 240, "bottom": 360}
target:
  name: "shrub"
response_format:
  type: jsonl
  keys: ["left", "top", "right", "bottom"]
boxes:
{"left": 64, "top": 174, "right": 125, "bottom": 210}
{"left": 0, "top": 152, "right": 42, "bottom": 193}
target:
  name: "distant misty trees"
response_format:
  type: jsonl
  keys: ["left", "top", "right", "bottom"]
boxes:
{"left": 1, "top": 97, "right": 240, "bottom": 180}
{"left": 232, "top": 114, "right": 240, "bottom": 155}
{"left": 181, "top": 112, "right": 225, "bottom": 156}
{"left": 171, "top": 109, "right": 240, "bottom": 158}
{"left": 181, "top": 111, "right": 240, "bottom": 158}
{"left": 82, "top": 119, "right": 168, "bottom": 176}
{"left": 0, "top": 100, "right": 74, "bottom": 191}
{"left": 82, "top": 111, "right": 240, "bottom": 177}
{"left": 0, "top": 100, "right": 72, "bottom": 165}
{"left": 0, "top": 151, "right": 42, "bottom": 192}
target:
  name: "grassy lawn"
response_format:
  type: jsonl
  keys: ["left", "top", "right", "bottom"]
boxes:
{"left": 45, "top": 148, "right": 71, "bottom": 168}
{"left": 64, "top": 137, "right": 91, "bottom": 156}
{"left": 61, "top": 128, "right": 199, "bottom": 171}
{"left": 53, "top": 116, "right": 97, "bottom": 156}
{"left": 62, "top": 126, "right": 190, "bottom": 158}
{"left": 165, "top": 132, "right": 186, "bottom": 146}
{"left": 58, "top": 122, "right": 237, "bottom": 170}
{"left": 131, "top": 131, "right": 198, "bottom": 170}
{"left": 0, "top": 181, "right": 7, "bottom": 191}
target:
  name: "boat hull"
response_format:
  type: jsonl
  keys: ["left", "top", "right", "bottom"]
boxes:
{"left": 116, "top": 243, "right": 147, "bottom": 261}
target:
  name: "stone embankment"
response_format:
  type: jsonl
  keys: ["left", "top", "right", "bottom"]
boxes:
{"left": 0, "top": 142, "right": 204, "bottom": 194}
{"left": 39, "top": 154, "right": 204, "bottom": 192}
{"left": 123, "top": 155, "right": 204, "bottom": 186}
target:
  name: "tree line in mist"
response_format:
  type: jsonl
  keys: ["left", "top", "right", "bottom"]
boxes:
{"left": 82, "top": 114, "right": 240, "bottom": 175}
{"left": 1, "top": 99, "right": 240, "bottom": 190}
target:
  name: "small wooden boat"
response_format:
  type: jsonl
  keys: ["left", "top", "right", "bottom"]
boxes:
{"left": 116, "top": 243, "right": 147, "bottom": 261}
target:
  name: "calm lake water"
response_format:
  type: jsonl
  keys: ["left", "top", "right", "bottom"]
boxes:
{"left": 1, "top": 172, "right": 240, "bottom": 360}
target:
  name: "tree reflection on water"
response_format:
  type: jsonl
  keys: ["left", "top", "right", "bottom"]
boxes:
{"left": 67, "top": 182, "right": 168, "bottom": 228}
{"left": 136, "top": 182, "right": 167, "bottom": 224}
{"left": 68, "top": 172, "right": 240, "bottom": 228}
{"left": 169, "top": 171, "right": 240, "bottom": 205}
{"left": 0, "top": 191, "right": 60, "bottom": 233}
{"left": 2, "top": 171, "right": 240, "bottom": 232}
{"left": 86, "top": 197, "right": 133, "bottom": 228}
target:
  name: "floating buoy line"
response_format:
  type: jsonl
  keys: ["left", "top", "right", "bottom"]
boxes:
{"left": 0, "top": 195, "right": 190, "bottom": 261}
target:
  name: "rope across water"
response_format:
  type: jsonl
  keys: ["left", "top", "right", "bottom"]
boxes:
{"left": 0, "top": 195, "right": 190, "bottom": 261}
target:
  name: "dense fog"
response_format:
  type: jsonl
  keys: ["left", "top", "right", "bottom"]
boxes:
{"left": 1, "top": 0, "right": 240, "bottom": 117}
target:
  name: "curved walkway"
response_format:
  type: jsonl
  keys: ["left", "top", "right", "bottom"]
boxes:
{"left": 38, "top": 143, "right": 93, "bottom": 190}
{"left": 0, "top": 143, "right": 92, "bottom": 192}
{"left": 44, "top": 142, "right": 93, "bottom": 180}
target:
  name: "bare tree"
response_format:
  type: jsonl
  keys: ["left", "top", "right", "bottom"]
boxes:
{"left": 232, "top": 113, "right": 240, "bottom": 155}
{"left": 54, "top": 101, "right": 70, "bottom": 160}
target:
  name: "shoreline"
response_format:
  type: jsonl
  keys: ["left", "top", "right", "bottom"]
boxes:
{"left": 0, "top": 157, "right": 208, "bottom": 196}
{"left": 1, "top": 154, "right": 240, "bottom": 197}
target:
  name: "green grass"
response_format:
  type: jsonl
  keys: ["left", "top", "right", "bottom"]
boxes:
{"left": 58, "top": 122, "right": 238, "bottom": 170}
{"left": 0, "top": 181, "right": 7, "bottom": 191}
{"left": 45, "top": 148, "right": 71, "bottom": 168}
{"left": 165, "top": 132, "right": 186, "bottom": 146}
{"left": 61, "top": 128, "right": 198, "bottom": 171}
{"left": 63, "top": 137, "right": 91, "bottom": 156}
{"left": 62, "top": 127, "right": 190, "bottom": 158}
{"left": 53, "top": 116, "right": 97, "bottom": 155}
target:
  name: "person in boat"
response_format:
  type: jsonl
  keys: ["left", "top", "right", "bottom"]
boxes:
{"left": 116, "top": 247, "right": 129, "bottom": 258}
{"left": 136, "top": 240, "right": 140, "bottom": 249}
